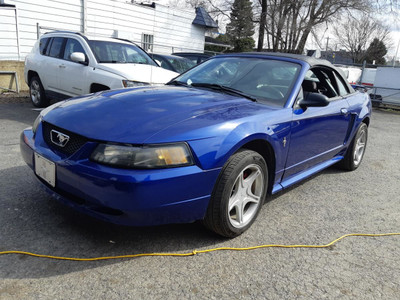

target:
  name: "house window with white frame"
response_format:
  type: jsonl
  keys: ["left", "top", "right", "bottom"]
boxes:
{"left": 141, "top": 34, "right": 154, "bottom": 52}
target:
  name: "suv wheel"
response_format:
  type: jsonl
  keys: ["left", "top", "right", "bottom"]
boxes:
{"left": 30, "top": 76, "right": 49, "bottom": 107}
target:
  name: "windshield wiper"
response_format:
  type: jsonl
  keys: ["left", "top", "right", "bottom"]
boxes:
{"left": 190, "top": 83, "right": 257, "bottom": 102}
{"left": 166, "top": 80, "right": 190, "bottom": 87}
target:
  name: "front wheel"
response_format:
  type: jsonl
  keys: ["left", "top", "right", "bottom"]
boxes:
{"left": 29, "top": 76, "right": 49, "bottom": 107}
{"left": 338, "top": 123, "right": 368, "bottom": 171}
{"left": 204, "top": 150, "right": 268, "bottom": 238}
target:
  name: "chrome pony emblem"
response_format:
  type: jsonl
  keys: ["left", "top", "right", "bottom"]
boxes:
{"left": 50, "top": 130, "right": 70, "bottom": 147}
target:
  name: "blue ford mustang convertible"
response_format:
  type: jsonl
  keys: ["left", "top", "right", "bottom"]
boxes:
{"left": 20, "top": 53, "right": 371, "bottom": 237}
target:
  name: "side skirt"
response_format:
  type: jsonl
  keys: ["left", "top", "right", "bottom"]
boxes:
{"left": 271, "top": 156, "right": 344, "bottom": 194}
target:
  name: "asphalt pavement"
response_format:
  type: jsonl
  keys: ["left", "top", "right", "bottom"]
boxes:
{"left": 0, "top": 95, "right": 399, "bottom": 299}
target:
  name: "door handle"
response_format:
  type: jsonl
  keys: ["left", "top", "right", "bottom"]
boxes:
{"left": 340, "top": 108, "right": 348, "bottom": 115}
{"left": 59, "top": 64, "right": 66, "bottom": 69}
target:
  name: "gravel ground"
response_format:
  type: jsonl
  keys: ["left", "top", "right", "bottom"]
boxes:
{"left": 0, "top": 95, "right": 399, "bottom": 299}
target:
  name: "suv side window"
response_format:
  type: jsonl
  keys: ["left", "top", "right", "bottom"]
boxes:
{"left": 63, "top": 38, "right": 86, "bottom": 61}
{"left": 39, "top": 38, "right": 50, "bottom": 55}
{"left": 48, "top": 37, "right": 66, "bottom": 58}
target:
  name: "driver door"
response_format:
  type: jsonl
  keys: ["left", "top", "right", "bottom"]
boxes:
{"left": 282, "top": 67, "right": 352, "bottom": 183}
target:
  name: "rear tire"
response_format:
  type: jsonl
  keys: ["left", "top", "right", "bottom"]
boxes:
{"left": 203, "top": 150, "right": 268, "bottom": 238}
{"left": 338, "top": 123, "right": 368, "bottom": 171}
{"left": 29, "top": 76, "right": 49, "bottom": 107}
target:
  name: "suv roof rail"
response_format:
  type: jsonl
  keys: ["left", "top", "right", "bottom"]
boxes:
{"left": 44, "top": 30, "right": 88, "bottom": 41}
{"left": 113, "top": 38, "right": 141, "bottom": 48}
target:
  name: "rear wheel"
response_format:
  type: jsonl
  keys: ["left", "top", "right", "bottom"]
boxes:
{"left": 30, "top": 76, "right": 49, "bottom": 107}
{"left": 338, "top": 123, "right": 368, "bottom": 171}
{"left": 204, "top": 150, "right": 268, "bottom": 237}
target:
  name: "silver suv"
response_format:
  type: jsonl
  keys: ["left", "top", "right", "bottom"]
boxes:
{"left": 24, "top": 31, "right": 178, "bottom": 107}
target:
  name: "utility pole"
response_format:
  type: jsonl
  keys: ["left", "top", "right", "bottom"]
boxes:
{"left": 325, "top": 37, "right": 330, "bottom": 59}
{"left": 393, "top": 38, "right": 400, "bottom": 67}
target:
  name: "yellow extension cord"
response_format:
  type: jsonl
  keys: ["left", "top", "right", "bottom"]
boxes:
{"left": 0, "top": 232, "right": 399, "bottom": 261}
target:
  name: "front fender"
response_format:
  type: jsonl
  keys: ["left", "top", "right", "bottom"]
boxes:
{"left": 346, "top": 92, "right": 372, "bottom": 142}
{"left": 188, "top": 119, "right": 291, "bottom": 171}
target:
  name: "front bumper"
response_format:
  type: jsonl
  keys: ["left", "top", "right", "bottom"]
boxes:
{"left": 20, "top": 128, "right": 221, "bottom": 226}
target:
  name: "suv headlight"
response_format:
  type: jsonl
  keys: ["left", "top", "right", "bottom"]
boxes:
{"left": 122, "top": 80, "right": 150, "bottom": 88}
{"left": 90, "top": 143, "right": 194, "bottom": 169}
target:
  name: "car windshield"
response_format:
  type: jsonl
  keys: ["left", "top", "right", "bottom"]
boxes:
{"left": 88, "top": 40, "right": 157, "bottom": 65}
{"left": 169, "top": 57, "right": 196, "bottom": 73}
{"left": 174, "top": 57, "right": 301, "bottom": 106}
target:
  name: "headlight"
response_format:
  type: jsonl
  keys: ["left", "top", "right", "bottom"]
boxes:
{"left": 32, "top": 114, "right": 42, "bottom": 134}
{"left": 90, "top": 143, "right": 194, "bottom": 169}
{"left": 122, "top": 80, "right": 150, "bottom": 88}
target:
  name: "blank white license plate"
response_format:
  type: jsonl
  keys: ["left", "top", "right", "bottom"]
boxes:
{"left": 34, "top": 153, "right": 56, "bottom": 187}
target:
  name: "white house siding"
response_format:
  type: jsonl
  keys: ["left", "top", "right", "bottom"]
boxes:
{"left": 85, "top": 0, "right": 205, "bottom": 54}
{"left": 0, "top": 0, "right": 206, "bottom": 60}
{"left": 1, "top": 0, "right": 82, "bottom": 60}
{"left": 0, "top": 7, "right": 18, "bottom": 60}
{"left": 153, "top": 5, "right": 205, "bottom": 54}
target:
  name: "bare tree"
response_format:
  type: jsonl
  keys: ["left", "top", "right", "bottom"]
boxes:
{"left": 255, "top": 0, "right": 371, "bottom": 53}
{"left": 257, "top": 0, "right": 267, "bottom": 51}
{"left": 332, "top": 13, "right": 391, "bottom": 63}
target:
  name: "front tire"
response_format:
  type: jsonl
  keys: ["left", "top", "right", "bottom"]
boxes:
{"left": 338, "top": 123, "right": 368, "bottom": 171}
{"left": 204, "top": 150, "right": 268, "bottom": 238}
{"left": 29, "top": 76, "right": 49, "bottom": 107}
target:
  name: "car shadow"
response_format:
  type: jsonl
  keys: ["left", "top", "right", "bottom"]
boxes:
{"left": 0, "top": 101, "right": 39, "bottom": 127}
{"left": 0, "top": 165, "right": 227, "bottom": 280}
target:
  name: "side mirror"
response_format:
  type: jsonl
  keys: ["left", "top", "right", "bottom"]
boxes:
{"left": 298, "top": 92, "right": 329, "bottom": 109}
{"left": 71, "top": 52, "right": 88, "bottom": 65}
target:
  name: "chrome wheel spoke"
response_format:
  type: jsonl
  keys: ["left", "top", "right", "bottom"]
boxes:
{"left": 228, "top": 164, "right": 264, "bottom": 228}
{"left": 31, "top": 81, "right": 41, "bottom": 103}
{"left": 353, "top": 129, "right": 367, "bottom": 165}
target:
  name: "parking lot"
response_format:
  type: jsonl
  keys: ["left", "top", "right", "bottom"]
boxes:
{"left": 0, "top": 95, "right": 399, "bottom": 299}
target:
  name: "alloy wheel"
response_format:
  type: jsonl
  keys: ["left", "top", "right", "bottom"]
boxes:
{"left": 228, "top": 164, "right": 264, "bottom": 229}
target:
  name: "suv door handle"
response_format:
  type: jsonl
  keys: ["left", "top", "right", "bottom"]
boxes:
{"left": 59, "top": 64, "right": 66, "bottom": 69}
{"left": 340, "top": 108, "right": 348, "bottom": 115}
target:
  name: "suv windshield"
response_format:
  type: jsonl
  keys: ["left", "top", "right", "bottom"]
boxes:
{"left": 88, "top": 40, "right": 157, "bottom": 65}
{"left": 175, "top": 57, "right": 301, "bottom": 106}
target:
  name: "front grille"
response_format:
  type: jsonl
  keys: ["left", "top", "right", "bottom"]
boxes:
{"left": 42, "top": 122, "right": 89, "bottom": 156}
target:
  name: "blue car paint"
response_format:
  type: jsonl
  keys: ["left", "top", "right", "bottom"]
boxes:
{"left": 21, "top": 127, "right": 221, "bottom": 225}
{"left": 20, "top": 54, "right": 371, "bottom": 227}
{"left": 42, "top": 87, "right": 256, "bottom": 144}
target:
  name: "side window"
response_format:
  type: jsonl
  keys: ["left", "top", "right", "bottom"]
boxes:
{"left": 320, "top": 70, "right": 338, "bottom": 97}
{"left": 333, "top": 71, "right": 349, "bottom": 96}
{"left": 63, "top": 38, "right": 86, "bottom": 61}
{"left": 48, "top": 37, "right": 65, "bottom": 58}
{"left": 39, "top": 38, "right": 50, "bottom": 55}
{"left": 302, "top": 68, "right": 338, "bottom": 99}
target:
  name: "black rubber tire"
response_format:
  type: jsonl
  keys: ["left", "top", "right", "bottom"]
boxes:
{"left": 29, "top": 76, "right": 49, "bottom": 107}
{"left": 338, "top": 123, "right": 368, "bottom": 171}
{"left": 203, "top": 149, "right": 268, "bottom": 238}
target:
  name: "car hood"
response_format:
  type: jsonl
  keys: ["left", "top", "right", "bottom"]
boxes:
{"left": 42, "top": 86, "right": 271, "bottom": 144}
{"left": 96, "top": 63, "right": 178, "bottom": 84}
